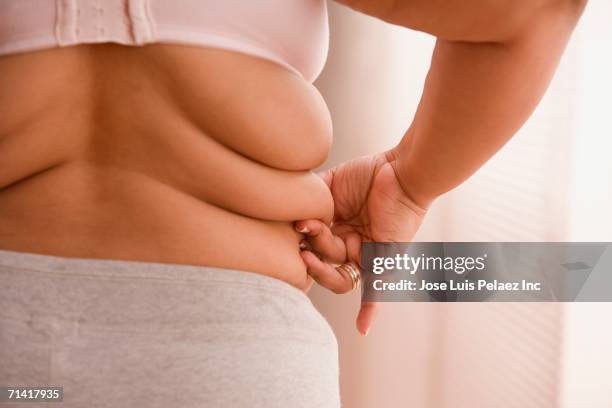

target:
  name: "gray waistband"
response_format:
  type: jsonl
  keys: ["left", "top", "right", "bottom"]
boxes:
{"left": 0, "top": 248, "right": 306, "bottom": 299}
{"left": 0, "top": 248, "right": 332, "bottom": 344}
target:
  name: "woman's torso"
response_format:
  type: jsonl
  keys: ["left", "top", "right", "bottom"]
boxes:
{"left": 0, "top": 42, "right": 334, "bottom": 291}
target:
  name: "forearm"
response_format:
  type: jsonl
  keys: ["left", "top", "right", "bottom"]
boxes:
{"left": 388, "top": 3, "right": 586, "bottom": 208}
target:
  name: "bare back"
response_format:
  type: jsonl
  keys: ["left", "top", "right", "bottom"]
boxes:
{"left": 0, "top": 44, "right": 334, "bottom": 290}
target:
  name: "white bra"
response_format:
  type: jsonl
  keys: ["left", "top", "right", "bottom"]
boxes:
{"left": 0, "top": 0, "right": 329, "bottom": 82}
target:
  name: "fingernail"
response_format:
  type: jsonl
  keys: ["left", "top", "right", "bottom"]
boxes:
{"left": 299, "top": 240, "right": 308, "bottom": 250}
{"left": 297, "top": 227, "right": 310, "bottom": 234}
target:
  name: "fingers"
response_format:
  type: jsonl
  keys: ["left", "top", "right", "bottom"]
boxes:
{"left": 356, "top": 302, "right": 378, "bottom": 336}
{"left": 352, "top": 234, "right": 377, "bottom": 336}
{"left": 300, "top": 250, "right": 354, "bottom": 294}
{"left": 296, "top": 272, "right": 314, "bottom": 294}
{"left": 344, "top": 232, "right": 362, "bottom": 265}
{"left": 297, "top": 219, "right": 376, "bottom": 335}
{"left": 295, "top": 219, "right": 346, "bottom": 264}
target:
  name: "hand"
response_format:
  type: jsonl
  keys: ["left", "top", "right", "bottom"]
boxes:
{"left": 295, "top": 149, "right": 428, "bottom": 335}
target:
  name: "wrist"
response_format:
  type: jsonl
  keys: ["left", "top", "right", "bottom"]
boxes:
{"left": 394, "top": 163, "right": 436, "bottom": 214}
{"left": 385, "top": 145, "right": 437, "bottom": 213}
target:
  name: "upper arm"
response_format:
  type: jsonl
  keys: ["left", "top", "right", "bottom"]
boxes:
{"left": 332, "top": 0, "right": 587, "bottom": 43}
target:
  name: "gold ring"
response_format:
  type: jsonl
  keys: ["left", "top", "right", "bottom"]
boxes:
{"left": 337, "top": 262, "right": 362, "bottom": 291}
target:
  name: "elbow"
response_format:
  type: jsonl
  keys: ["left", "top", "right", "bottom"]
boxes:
{"left": 501, "top": 0, "right": 587, "bottom": 43}
{"left": 383, "top": 0, "right": 588, "bottom": 44}
{"left": 455, "top": 0, "right": 588, "bottom": 44}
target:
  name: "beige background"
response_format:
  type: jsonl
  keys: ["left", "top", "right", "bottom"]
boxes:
{"left": 310, "top": 2, "right": 612, "bottom": 407}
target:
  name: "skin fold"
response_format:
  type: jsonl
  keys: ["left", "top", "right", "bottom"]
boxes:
{"left": 0, "top": 44, "right": 333, "bottom": 292}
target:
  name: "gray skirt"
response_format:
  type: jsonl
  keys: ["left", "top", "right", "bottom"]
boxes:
{"left": 0, "top": 249, "right": 340, "bottom": 408}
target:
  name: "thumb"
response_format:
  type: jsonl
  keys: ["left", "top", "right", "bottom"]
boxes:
{"left": 356, "top": 301, "right": 378, "bottom": 336}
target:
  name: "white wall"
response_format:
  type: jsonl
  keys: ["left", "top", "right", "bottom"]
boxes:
{"left": 312, "top": 1, "right": 612, "bottom": 407}
{"left": 561, "top": 2, "right": 612, "bottom": 407}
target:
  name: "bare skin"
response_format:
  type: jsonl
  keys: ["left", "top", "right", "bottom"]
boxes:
{"left": 0, "top": 1, "right": 586, "bottom": 336}
{"left": 0, "top": 44, "right": 333, "bottom": 292}
{"left": 298, "top": 0, "right": 587, "bottom": 335}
